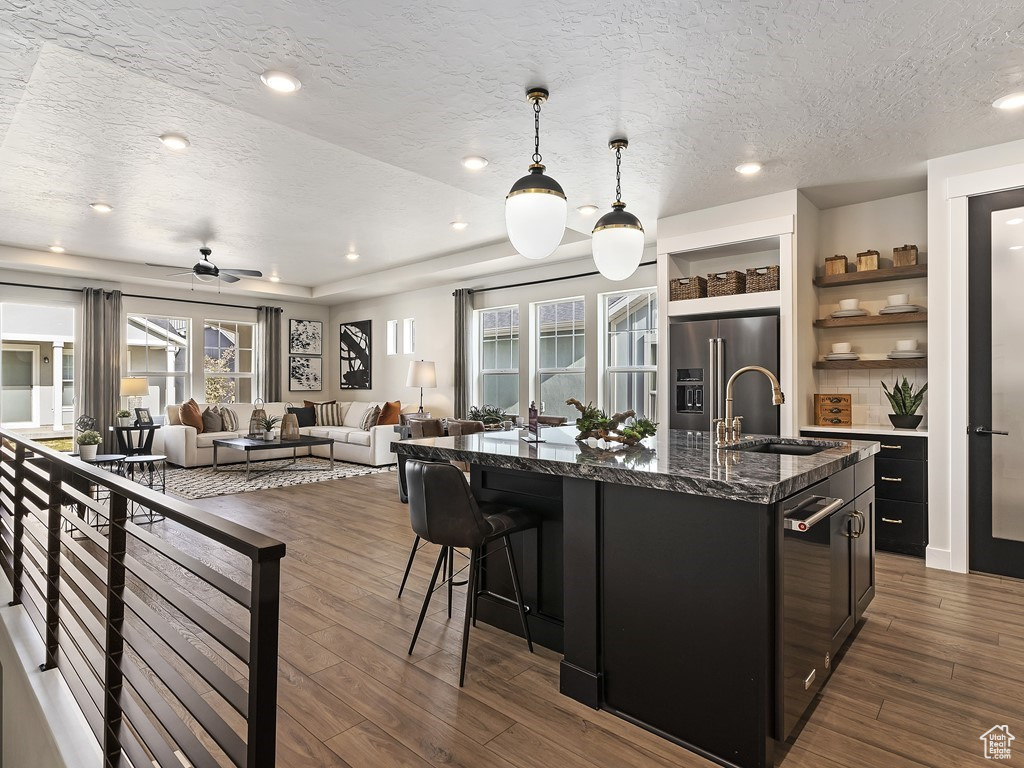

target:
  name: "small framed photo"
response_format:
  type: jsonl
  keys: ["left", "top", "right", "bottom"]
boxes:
{"left": 134, "top": 407, "right": 153, "bottom": 426}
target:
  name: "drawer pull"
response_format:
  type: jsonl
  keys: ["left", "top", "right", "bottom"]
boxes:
{"left": 881, "top": 476, "right": 903, "bottom": 482}
{"left": 880, "top": 444, "right": 901, "bottom": 450}
{"left": 881, "top": 517, "right": 904, "bottom": 524}
{"left": 804, "top": 669, "right": 816, "bottom": 690}
{"left": 826, "top": 407, "right": 843, "bottom": 414}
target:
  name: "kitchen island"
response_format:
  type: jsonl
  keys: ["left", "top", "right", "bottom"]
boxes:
{"left": 392, "top": 427, "right": 879, "bottom": 768}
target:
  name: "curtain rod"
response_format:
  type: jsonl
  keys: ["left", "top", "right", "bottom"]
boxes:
{"left": 455, "top": 259, "right": 656, "bottom": 296}
{"left": 0, "top": 281, "right": 261, "bottom": 310}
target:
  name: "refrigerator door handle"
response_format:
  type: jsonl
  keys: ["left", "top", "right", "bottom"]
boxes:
{"left": 715, "top": 338, "right": 725, "bottom": 430}
{"left": 708, "top": 337, "right": 718, "bottom": 430}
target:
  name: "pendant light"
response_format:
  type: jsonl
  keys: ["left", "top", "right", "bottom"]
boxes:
{"left": 592, "top": 139, "right": 644, "bottom": 281}
{"left": 505, "top": 88, "right": 567, "bottom": 260}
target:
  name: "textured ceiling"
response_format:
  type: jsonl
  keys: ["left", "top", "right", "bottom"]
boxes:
{"left": 1, "top": 0, "right": 1024, "bottom": 300}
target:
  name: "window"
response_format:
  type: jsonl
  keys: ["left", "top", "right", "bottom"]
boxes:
{"left": 535, "top": 298, "right": 585, "bottom": 420}
{"left": 603, "top": 289, "right": 657, "bottom": 419}
{"left": 126, "top": 315, "right": 189, "bottom": 413}
{"left": 477, "top": 306, "right": 519, "bottom": 414}
{"left": 204, "top": 320, "right": 255, "bottom": 403}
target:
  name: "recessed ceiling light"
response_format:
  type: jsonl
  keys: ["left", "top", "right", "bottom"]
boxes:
{"left": 1007, "top": 218, "right": 1024, "bottom": 225}
{"left": 450, "top": 221, "right": 469, "bottom": 231}
{"left": 159, "top": 133, "right": 190, "bottom": 151}
{"left": 49, "top": 245, "right": 65, "bottom": 253}
{"left": 735, "top": 162, "right": 763, "bottom": 175}
{"left": 993, "top": 92, "right": 1024, "bottom": 110}
{"left": 576, "top": 204, "right": 600, "bottom": 216}
{"left": 260, "top": 70, "right": 301, "bottom": 93}
{"left": 462, "top": 156, "right": 489, "bottom": 170}
{"left": 269, "top": 275, "right": 281, "bottom": 282}
{"left": 90, "top": 203, "right": 113, "bottom": 213}
{"left": 1010, "top": 245, "right": 1024, "bottom": 250}
{"left": 346, "top": 252, "right": 360, "bottom": 261}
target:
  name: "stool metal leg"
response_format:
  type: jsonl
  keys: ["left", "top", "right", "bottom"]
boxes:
{"left": 446, "top": 545, "right": 454, "bottom": 619}
{"left": 503, "top": 534, "right": 533, "bottom": 654}
{"left": 459, "top": 548, "right": 478, "bottom": 687}
{"left": 397, "top": 535, "right": 421, "bottom": 599}
{"left": 408, "top": 548, "right": 446, "bottom": 655}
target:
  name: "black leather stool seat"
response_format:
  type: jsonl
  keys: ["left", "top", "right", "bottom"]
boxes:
{"left": 479, "top": 504, "right": 536, "bottom": 539}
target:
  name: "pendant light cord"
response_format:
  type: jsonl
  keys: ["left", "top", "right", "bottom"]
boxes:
{"left": 532, "top": 98, "right": 543, "bottom": 164}
{"left": 615, "top": 145, "right": 623, "bottom": 204}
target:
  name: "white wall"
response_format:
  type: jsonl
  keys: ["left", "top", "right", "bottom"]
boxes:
{"left": 927, "top": 138, "right": 1024, "bottom": 572}
{"left": 811, "top": 191, "right": 928, "bottom": 427}
{"left": 330, "top": 252, "right": 657, "bottom": 418}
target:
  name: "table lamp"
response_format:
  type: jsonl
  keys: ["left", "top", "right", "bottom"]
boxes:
{"left": 120, "top": 377, "right": 148, "bottom": 411}
{"left": 406, "top": 360, "right": 436, "bottom": 414}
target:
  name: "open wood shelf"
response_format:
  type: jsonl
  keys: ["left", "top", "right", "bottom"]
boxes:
{"left": 813, "top": 264, "right": 927, "bottom": 288}
{"left": 814, "top": 312, "right": 927, "bottom": 329}
{"left": 666, "top": 290, "right": 780, "bottom": 318}
{"left": 814, "top": 358, "right": 927, "bottom": 370}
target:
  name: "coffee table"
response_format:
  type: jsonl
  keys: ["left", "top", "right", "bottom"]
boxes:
{"left": 212, "top": 436, "right": 335, "bottom": 481}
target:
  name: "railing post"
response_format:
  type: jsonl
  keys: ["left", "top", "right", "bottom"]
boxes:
{"left": 42, "top": 459, "right": 63, "bottom": 670}
{"left": 102, "top": 490, "right": 128, "bottom": 767}
{"left": 246, "top": 555, "right": 281, "bottom": 767}
{"left": 9, "top": 443, "right": 26, "bottom": 606}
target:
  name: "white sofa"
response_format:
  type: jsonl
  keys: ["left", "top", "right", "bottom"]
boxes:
{"left": 161, "top": 401, "right": 398, "bottom": 468}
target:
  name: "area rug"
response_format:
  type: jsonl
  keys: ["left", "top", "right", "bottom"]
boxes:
{"left": 165, "top": 457, "right": 395, "bottom": 499}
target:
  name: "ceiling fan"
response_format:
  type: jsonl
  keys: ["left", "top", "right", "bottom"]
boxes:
{"left": 148, "top": 247, "right": 263, "bottom": 284}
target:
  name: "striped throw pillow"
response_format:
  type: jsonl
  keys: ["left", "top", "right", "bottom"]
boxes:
{"left": 359, "top": 404, "right": 381, "bottom": 431}
{"left": 315, "top": 402, "right": 345, "bottom": 426}
{"left": 221, "top": 407, "right": 238, "bottom": 432}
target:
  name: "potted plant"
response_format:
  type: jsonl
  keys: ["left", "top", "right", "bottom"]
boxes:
{"left": 116, "top": 409, "right": 133, "bottom": 427}
{"left": 881, "top": 376, "right": 927, "bottom": 429}
{"left": 258, "top": 415, "right": 281, "bottom": 441}
{"left": 468, "top": 404, "right": 510, "bottom": 427}
{"left": 76, "top": 430, "right": 102, "bottom": 460}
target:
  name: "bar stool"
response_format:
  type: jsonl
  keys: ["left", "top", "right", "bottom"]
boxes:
{"left": 404, "top": 459, "right": 537, "bottom": 686}
{"left": 397, "top": 417, "right": 446, "bottom": 600}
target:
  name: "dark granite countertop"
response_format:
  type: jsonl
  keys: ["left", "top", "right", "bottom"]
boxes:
{"left": 392, "top": 427, "right": 879, "bottom": 505}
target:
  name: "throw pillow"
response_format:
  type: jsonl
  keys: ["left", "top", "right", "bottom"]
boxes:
{"left": 201, "top": 405, "right": 223, "bottom": 432}
{"left": 342, "top": 402, "right": 372, "bottom": 428}
{"left": 360, "top": 404, "right": 381, "bottom": 431}
{"left": 221, "top": 407, "right": 238, "bottom": 432}
{"left": 179, "top": 398, "right": 204, "bottom": 433}
{"left": 314, "top": 402, "right": 345, "bottom": 426}
{"left": 378, "top": 400, "right": 401, "bottom": 426}
{"left": 288, "top": 406, "right": 316, "bottom": 428}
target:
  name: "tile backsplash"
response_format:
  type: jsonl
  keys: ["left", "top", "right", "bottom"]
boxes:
{"left": 814, "top": 368, "right": 928, "bottom": 427}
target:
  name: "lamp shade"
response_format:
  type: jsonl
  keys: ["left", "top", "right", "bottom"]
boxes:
{"left": 119, "top": 377, "right": 149, "bottom": 397}
{"left": 592, "top": 203, "right": 644, "bottom": 281}
{"left": 406, "top": 360, "right": 437, "bottom": 389}
{"left": 505, "top": 166, "right": 567, "bottom": 260}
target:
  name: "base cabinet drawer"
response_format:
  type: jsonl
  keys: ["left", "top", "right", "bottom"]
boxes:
{"left": 875, "top": 500, "right": 927, "bottom": 557}
{"left": 876, "top": 458, "right": 927, "bottom": 502}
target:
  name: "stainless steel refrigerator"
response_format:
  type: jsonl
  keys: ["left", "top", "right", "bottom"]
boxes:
{"left": 669, "top": 314, "right": 780, "bottom": 435}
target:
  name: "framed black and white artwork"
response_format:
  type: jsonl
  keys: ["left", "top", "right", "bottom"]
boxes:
{"left": 289, "top": 319, "right": 323, "bottom": 355}
{"left": 289, "top": 356, "right": 323, "bottom": 391}
{"left": 339, "top": 320, "right": 372, "bottom": 389}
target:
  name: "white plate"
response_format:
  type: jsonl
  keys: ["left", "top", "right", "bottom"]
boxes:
{"left": 830, "top": 309, "right": 869, "bottom": 317}
{"left": 825, "top": 354, "right": 860, "bottom": 360}
{"left": 879, "top": 305, "right": 921, "bottom": 314}
{"left": 887, "top": 351, "right": 927, "bottom": 358}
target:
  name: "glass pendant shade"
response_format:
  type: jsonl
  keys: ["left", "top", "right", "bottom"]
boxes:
{"left": 506, "top": 165, "right": 567, "bottom": 260}
{"left": 593, "top": 203, "right": 644, "bottom": 280}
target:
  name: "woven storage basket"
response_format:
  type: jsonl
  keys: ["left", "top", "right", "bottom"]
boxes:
{"left": 745, "top": 265, "right": 780, "bottom": 293}
{"left": 669, "top": 276, "right": 708, "bottom": 301}
{"left": 707, "top": 271, "right": 746, "bottom": 297}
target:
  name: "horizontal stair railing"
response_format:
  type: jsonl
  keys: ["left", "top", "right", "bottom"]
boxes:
{"left": 0, "top": 429, "right": 286, "bottom": 768}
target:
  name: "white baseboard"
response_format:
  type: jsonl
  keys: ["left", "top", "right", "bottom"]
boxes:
{"left": 925, "top": 546, "right": 960, "bottom": 572}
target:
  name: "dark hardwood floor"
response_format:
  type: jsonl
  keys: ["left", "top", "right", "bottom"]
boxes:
{"left": 158, "top": 473, "right": 1022, "bottom": 767}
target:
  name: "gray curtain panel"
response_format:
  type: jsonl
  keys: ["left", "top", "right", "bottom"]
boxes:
{"left": 257, "top": 306, "right": 283, "bottom": 401}
{"left": 453, "top": 288, "right": 474, "bottom": 418}
{"left": 81, "top": 287, "right": 122, "bottom": 452}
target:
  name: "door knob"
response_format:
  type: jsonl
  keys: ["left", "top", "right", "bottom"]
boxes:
{"left": 974, "top": 426, "right": 1009, "bottom": 436}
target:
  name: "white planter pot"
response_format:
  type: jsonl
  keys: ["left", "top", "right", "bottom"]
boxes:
{"left": 79, "top": 444, "right": 98, "bottom": 460}
{"left": 263, "top": 431, "right": 274, "bottom": 441}
{"left": 117, "top": 417, "right": 132, "bottom": 427}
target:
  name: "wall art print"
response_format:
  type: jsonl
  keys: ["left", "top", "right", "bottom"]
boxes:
{"left": 339, "top": 320, "right": 372, "bottom": 389}
{"left": 289, "top": 319, "right": 323, "bottom": 355}
{"left": 289, "top": 356, "right": 322, "bottom": 391}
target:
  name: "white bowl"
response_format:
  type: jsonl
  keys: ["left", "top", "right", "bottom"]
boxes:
{"left": 838, "top": 298, "right": 860, "bottom": 311}
{"left": 896, "top": 339, "right": 918, "bottom": 351}
{"left": 832, "top": 342, "right": 852, "bottom": 354}
{"left": 887, "top": 293, "right": 910, "bottom": 306}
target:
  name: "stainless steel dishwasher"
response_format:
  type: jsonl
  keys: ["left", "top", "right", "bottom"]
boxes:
{"left": 778, "top": 483, "right": 845, "bottom": 740}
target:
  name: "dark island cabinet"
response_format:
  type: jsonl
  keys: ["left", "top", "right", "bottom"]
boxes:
{"left": 803, "top": 430, "right": 927, "bottom": 557}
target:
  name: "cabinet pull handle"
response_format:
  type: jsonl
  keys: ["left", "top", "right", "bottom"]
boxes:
{"left": 827, "top": 407, "right": 843, "bottom": 413}
{"left": 881, "top": 476, "right": 903, "bottom": 482}
{"left": 881, "top": 517, "right": 903, "bottom": 524}
{"left": 880, "top": 444, "right": 901, "bottom": 450}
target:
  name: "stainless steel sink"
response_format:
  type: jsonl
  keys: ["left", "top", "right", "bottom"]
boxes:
{"left": 725, "top": 439, "right": 843, "bottom": 456}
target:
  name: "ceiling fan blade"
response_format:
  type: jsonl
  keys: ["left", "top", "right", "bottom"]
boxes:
{"left": 220, "top": 268, "right": 263, "bottom": 277}
{"left": 146, "top": 262, "right": 191, "bottom": 270}
{"left": 167, "top": 271, "right": 195, "bottom": 276}
{"left": 219, "top": 273, "right": 241, "bottom": 283}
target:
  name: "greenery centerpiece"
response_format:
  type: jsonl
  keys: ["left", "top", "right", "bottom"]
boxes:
{"left": 76, "top": 429, "right": 102, "bottom": 460}
{"left": 116, "top": 409, "right": 132, "bottom": 427}
{"left": 468, "top": 404, "right": 511, "bottom": 428}
{"left": 566, "top": 398, "right": 658, "bottom": 447}
{"left": 258, "top": 415, "right": 281, "bottom": 440}
{"left": 881, "top": 376, "right": 927, "bottom": 430}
